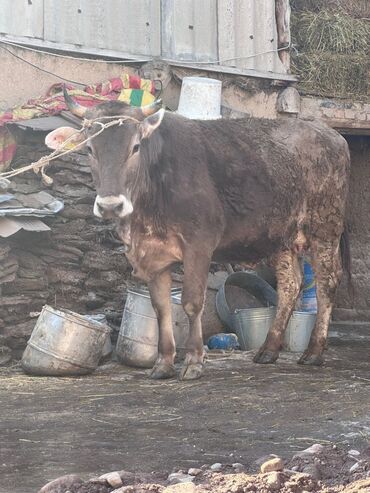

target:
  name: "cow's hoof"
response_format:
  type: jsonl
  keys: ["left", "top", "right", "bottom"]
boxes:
{"left": 150, "top": 362, "right": 176, "bottom": 380}
{"left": 179, "top": 363, "right": 204, "bottom": 381}
{"left": 253, "top": 349, "right": 279, "bottom": 364}
{"left": 298, "top": 351, "right": 324, "bottom": 366}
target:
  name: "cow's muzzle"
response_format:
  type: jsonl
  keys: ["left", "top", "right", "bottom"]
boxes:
{"left": 94, "top": 195, "right": 133, "bottom": 219}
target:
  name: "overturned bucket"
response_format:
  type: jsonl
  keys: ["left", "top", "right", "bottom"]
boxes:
{"left": 22, "top": 305, "right": 110, "bottom": 376}
{"left": 177, "top": 77, "right": 222, "bottom": 120}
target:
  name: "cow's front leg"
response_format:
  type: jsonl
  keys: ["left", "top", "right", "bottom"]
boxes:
{"left": 179, "top": 250, "right": 211, "bottom": 381}
{"left": 254, "top": 249, "right": 303, "bottom": 364}
{"left": 148, "top": 269, "right": 176, "bottom": 379}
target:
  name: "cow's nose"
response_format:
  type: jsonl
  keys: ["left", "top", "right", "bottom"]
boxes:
{"left": 94, "top": 195, "right": 126, "bottom": 218}
{"left": 97, "top": 201, "right": 123, "bottom": 217}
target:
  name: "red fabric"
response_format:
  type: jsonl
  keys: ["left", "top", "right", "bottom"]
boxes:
{"left": 0, "top": 74, "right": 155, "bottom": 171}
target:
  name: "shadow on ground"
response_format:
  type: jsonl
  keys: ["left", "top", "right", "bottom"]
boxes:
{"left": 0, "top": 324, "right": 369, "bottom": 493}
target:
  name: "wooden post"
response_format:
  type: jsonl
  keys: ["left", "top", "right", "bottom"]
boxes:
{"left": 275, "top": 0, "right": 291, "bottom": 72}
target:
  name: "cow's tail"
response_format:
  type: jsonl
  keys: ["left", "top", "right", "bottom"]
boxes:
{"left": 340, "top": 225, "right": 354, "bottom": 305}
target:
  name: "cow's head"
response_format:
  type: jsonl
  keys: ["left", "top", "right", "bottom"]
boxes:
{"left": 45, "top": 89, "right": 164, "bottom": 219}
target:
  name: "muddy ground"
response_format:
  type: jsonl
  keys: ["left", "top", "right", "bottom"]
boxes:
{"left": 0, "top": 324, "right": 369, "bottom": 493}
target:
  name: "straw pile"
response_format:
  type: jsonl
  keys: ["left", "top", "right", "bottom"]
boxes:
{"left": 291, "top": 3, "right": 370, "bottom": 99}
{"left": 291, "top": 0, "right": 370, "bottom": 18}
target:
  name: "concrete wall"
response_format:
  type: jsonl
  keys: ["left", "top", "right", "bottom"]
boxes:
{"left": 0, "top": 46, "right": 135, "bottom": 110}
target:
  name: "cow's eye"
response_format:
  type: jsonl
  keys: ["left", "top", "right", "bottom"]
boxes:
{"left": 132, "top": 144, "right": 140, "bottom": 154}
{"left": 86, "top": 144, "right": 94, "bottom": 156}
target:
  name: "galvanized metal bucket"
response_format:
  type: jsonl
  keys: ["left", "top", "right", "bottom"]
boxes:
{"left": 232, "top": 307, "right": 277, "bottom": 350}
{"left": 116, "top": 287, "right": 189, "bottom": 368}
{"left": 22, "top": 305, "right": 110, "bottom": 376}
{"left": 232, "top": 307, "right": 316, "bottom": 352}
{"left": 216, "top": 271, "right": 277, "bottom": 331}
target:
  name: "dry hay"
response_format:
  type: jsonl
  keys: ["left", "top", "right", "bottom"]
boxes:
{"left": 291, "top": 0, "right": 370, "bottom": 18}
{"left": 292, "top": 52, "right": 370, "bottom": 99}
{"left": 290, "top": 5, "right": 370, "bottom": 99}
{"left": 293, "top": 10, "right": 370, "bottom": 54}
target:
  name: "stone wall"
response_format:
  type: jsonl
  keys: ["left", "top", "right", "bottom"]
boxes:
{"left": 334, "top": 136, "right": 370, "bottom": 320}
{"left": 0, "top": 141, "right": 131, "bottom": 359}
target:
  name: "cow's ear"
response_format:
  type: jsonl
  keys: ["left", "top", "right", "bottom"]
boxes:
{"left": 140, "top": 108, "right": 165, "bottom": 139}
{"left": 45, "top": 126, "right": 85, "bottom": 151}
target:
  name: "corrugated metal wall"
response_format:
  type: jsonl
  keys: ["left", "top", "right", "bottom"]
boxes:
{"left": 0, "top": 0, "right": 286, "bottom": 74}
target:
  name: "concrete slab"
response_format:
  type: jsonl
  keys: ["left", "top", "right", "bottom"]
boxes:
{"left": 0, "top": 328, "right": 369, "bottom": 493}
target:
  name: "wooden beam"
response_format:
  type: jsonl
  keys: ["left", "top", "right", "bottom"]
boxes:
{"left": 275, "top": 0, "right": 291, "bottom": 72}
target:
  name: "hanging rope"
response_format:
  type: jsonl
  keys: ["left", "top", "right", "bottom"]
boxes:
{"left": 0, "top": 115, "right": 139, "bottom": 183}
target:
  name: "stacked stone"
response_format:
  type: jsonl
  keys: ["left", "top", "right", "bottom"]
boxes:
{"left": 0, "top": 143, "right": 131, "bottom": 359}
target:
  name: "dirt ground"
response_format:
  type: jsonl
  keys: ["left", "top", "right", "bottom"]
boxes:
{"left": 0, "top": 324, "right": 369, "bottom": 493}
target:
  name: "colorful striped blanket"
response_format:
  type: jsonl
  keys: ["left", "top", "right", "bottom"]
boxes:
{"left": 0, "top": 74, "right": 156, "bottom": 172}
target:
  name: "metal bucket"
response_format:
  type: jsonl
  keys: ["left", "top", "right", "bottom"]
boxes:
{"left": 21, "top": 305, "right": 110, "bottom": 376}
{"left": 232, "top": 307, "right": 277, "bottom": 350}
{"left": 232, "top": 307, "right": 316, "bottom": 352}
{"left": 216, "top": 271, "right": 277, "bottom": 331}
{"left": 116, "top": 287, "right": 189, "bottom": 368}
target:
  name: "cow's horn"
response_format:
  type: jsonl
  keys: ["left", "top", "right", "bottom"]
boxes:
{"left": 140, "top": 99, "right": 162, "bottom": 117}
{"left": 63, "top": 85, "right": 87, "bottom": 118}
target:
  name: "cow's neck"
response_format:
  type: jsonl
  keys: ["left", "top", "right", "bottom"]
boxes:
{"left": 130, "top": 131, "right": 170, "bottom": 237}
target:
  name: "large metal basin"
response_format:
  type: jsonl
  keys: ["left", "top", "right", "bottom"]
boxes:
{"left": 22, "top": 305, "right": 110, "bottom": 376}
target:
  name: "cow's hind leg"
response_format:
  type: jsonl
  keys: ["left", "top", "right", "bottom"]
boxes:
{"left": 298, "top": 239, "right": 342, "bottom": 366}
{"left": 254, "top": 250, "right": 302, "bottom": 364}
{"left": 148, "top": 269, "right": 176, "bottom": 379}
{"left": 179, "top": 250, "right": 210, "bottom": 381}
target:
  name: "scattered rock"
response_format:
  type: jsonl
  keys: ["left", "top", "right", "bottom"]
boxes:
{"left": 231, "top": 463, "right": 244, "bottom": 473}
{"left": 265, "top": 471, "right": 282, "bottom": 490}
{"left": 348, "top": 449, "right": 360, "bottom": 457}
{"left": 302, "top": 463, "right": 321, "bottom": 480}
{"left": 210, "top": 462, "right": 223, "bottom": 471}
{"left": 301, "top": 444, "right": 324, "bottom": 455}
{"left": 163, "top": 483, "right": 196, "bottom": 493}
{"left": 167, "top": 473, "right": 194, "bottom": 485}
{"left": 38, "top": 474, "right": 84, "bottom": 493}
{"left": 254, "top": 454, "right": 278, "bottom": 466}
{"left": 188, "top": 468, "right": 202, "bottom": 476}
{"left": 114, "top": 487, "right": 135, "bottom": 493}
{"left": 350, "top": 462, "right": 360, "bottom": 473}
{"left": 99, "top": 471, "right": 123, "bottom": 488}
{"left": 260, "top": 457, "right": 284, "bottom": 473}
{"left": 0, "top": 345, "right": 11, "bottom": 365}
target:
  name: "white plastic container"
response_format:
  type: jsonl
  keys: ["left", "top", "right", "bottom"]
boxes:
{"left": 177, "top": 77, "right": 222, "bottom": 120}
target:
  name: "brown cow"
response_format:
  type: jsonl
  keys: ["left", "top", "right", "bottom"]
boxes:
{"left": 46, "top": 93, "right": 350, "bottom": 381}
